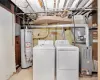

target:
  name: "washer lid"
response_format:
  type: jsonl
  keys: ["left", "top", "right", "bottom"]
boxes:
{"left": 38, "top": 40, "right": 53, "bottom": 45}
{"left": 56, "top": 45, "right": 79, "bottom": 51}
{"left": 33, "top": 45, "right": 55, "bottom": 50}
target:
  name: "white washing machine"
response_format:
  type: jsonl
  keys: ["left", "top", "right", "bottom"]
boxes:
{"left": 33, "top": 40, "right": 55, "bottom": 80}
{"left": 55, "top": 40, "right": 79, "bottom": 80}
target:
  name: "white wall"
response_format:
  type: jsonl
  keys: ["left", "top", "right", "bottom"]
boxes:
{"left": 0, "top": 6, "right": 16, "bottom": 80}
{"left": 15, "top": 23, "right": 21, "bottom": 36}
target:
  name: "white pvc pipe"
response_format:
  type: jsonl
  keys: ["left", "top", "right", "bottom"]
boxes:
{"left": 30, "top": 24, "right": 87, "bottom": 28}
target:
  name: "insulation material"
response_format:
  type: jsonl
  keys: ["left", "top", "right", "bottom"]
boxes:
{"left": 32, "top": 28, "right": 66, "bottom": 46}
{"left": 33, "top": 29, "right": 49, "bottom": 38}
{"left": 65, "top": 29, "right": 74, "bottom": 44}
{"left": 78, "top": 0, "right": 89, "bottom": 8}
{"left": 32, "top": 28, "right": 74, "bottom": 46}
{"left": 33, "top": 16, "right": 72, "bottom": 25}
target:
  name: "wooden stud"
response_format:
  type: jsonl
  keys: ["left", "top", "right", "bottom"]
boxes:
{"left": 98, "top": 0, "right": 100, "bottom": 79}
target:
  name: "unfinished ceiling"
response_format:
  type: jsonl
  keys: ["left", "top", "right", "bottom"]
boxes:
{"left": 32, "top": 16, "right": 72, "bottom": 24}
{"left": 11, "top": 0, "right": 96, "bottom": 13}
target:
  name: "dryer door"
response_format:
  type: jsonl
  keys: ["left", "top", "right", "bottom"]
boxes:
{"left": 57, "top": 49, "right": 79, "bottom": 70}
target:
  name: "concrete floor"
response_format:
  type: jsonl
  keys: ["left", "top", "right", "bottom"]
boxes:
{"left": 9, "top": 67, "right": 97, "bottom": 80}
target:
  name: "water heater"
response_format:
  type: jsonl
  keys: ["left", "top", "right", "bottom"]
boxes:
{"left": 21, "top": 29, "right": 33, "bottom": 68}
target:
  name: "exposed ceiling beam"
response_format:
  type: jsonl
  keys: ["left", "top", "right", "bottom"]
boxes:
{"left": 54, "top": 0, "right": 56, "bottom": 9}
{"left": 63, "top": 0, "right": 67, "bottom": 8}
{"left": 88, "top": 1, "right": 97, "bottom": 8}
{"left": 44, "top": 0, "right": 48, "bottom": 11}
{"left": 76, "top": 0, "right": 83, "bottom": 8}
{"left": 64, "top": 0, "right": 70, "bottom": 9}
{"left": 26, "top": 0, "right": 35, "bottom": 12}
{"left": 40, "top": 0, "right": 46, "bottom": 11}
{"left": 67, "top": 0, "right": 74, "bottom": 8}
{"left": 84, "top": 0, "right": 94, "bottom": 8}
{"left": 77, "top": 0, "right": 89, "bottom": 8}
{"left": 57, "top": 0, "right": 60, "bottom": 9}
{"left": 71, "top": 0, "right": 80, "bottom": 9}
